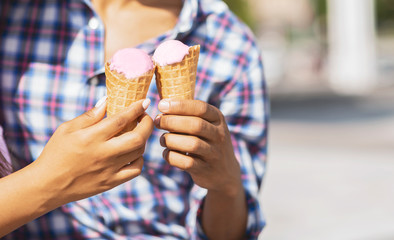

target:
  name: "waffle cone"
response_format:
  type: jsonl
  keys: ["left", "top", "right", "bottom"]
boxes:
{"left": 155, "top": 45, "right": 200, "bottom": 100}
{"left": 105, "top": 62, "right": 154, "bottom": 131}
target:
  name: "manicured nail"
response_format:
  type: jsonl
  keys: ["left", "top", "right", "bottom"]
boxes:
{"left": 162, "top": 149, "right": 169, "bottom": 160}
{"left": 142, "top": 98, "right": 151, "bottom": 110}
{"left": 95, "top": 96, "right": 107, "bottom": 107}
{"left": 160, "top": 133, "right": 166, "bottom": 147}
{"left": 154, "top": 115, "right": 161, "bottom": 127}
{"left": 158, "top": 100, "right": 169, "bottom": 112}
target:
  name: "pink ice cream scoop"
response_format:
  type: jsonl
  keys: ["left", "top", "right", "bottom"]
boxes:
{"left": 152, "top": 40, "right": 190, "bottom": 66}
{"left": 109, "top": 48, "right": 154, "bottom": 78}
{"left": 153, "top": 40, "right": 200, "bottom": 100}
{"left": 105, "top": 47, "right": 155, "bottom": 130}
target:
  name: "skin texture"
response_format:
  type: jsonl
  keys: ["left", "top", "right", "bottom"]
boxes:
{"left": 155, "top": 99, "right": 248, "bottom": 240}
{"left": 0, "top": 99, "right": 154, "bottom": 237}
{"left": 92, "top": 0, "right": 183, "bottom": 61}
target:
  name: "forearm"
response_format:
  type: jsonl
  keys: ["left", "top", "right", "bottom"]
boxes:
{"left": 0, "top": 161, "right": 58, "bottom": 237}
{"left": 201, "top": 180, "right": 247, "bottom": 240}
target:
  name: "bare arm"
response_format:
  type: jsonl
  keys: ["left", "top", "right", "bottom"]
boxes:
{"left": 0, "top": 98, "right": 153, "bottom": 237}
{"left": 202, "top": 181, "right": 247, "bottom": 240}
{"left": 0, "top": 160, "right": 57, "bottom": 236}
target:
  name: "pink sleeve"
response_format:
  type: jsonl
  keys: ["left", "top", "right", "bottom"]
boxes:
{"left": 0, "top": 126, "right": 12, "bottom": 177}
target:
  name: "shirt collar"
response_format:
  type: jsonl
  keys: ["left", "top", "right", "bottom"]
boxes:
{"left": 172, "top": 0, "right": 199, "bottom": 37}
{"left": 83, "top": 0, "right": 200, "bottom": 77}
{"left": 82, "top": 0, "right": 199, "bottom": 37}
{"left": 140, "top": 0, "right": 200, "bottom": 52}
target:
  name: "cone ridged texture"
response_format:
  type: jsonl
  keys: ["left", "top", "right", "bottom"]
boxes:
{"left": 105, "top": 62, "right": 154, "bottom": 131}
{"left": 155, "top": 45, "right": 200, "bottom": 100}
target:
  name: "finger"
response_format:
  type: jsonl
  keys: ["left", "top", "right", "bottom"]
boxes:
{"left": 87, "top": 99, "right": 150, "bottom": 140}
{"left": 160, "top": 133, "right": 211, "bottom": 157}
{"left": 163, "top": 149, "right": 205, "bottom": 172}
{"left": 155, "top": 114, "right": 217, "bottom": 140}
{"left": 158, "top": 99, "right": 221, "bottom": 123}
{"left": 105, "top": 114, "right": 153, "bottom": 156}
{"left": 65, "top": 96, "right": 107, "bottom": 130}
{"left": 113, "top": 157, "right": 144, "bottom": 184}
{"left": 113, "top": 147, "right": 145, "bottom": 167}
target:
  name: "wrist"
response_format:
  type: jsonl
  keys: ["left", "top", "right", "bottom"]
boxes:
{"left": 28, "top": 160, "right": 63, "bottom": 211}
{"left": 214, "top": 160, "right": 244, "bottom": 198}
{"left": 208, "top": 177, "right": 244, "bottom": 199}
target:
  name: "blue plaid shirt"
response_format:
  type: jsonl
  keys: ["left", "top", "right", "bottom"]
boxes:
{"left": 0, "top": 0, "right": 268, "bottom": 239}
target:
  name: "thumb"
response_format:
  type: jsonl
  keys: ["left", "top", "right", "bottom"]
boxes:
{"left": 69, "top": 96, "right": 107, "bottom": 129}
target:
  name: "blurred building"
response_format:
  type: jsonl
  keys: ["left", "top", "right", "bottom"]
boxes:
{"left": 327, "top": 0, "right": 376, "bottom": 94}
{"left": 246, "top": 0, "right": 394, "bottom": 96}
{"left": 252, "top": 0, "right": 325, "bottom": 93}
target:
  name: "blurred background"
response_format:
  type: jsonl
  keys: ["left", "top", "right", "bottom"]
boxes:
{"left": 224, "top": 0, "right": 394, "bottom": 239}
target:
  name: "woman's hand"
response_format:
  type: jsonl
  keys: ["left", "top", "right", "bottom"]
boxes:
{"left": 34, "top": 97, "right": 154, "bottom": 206}
{"left": 154, "top": 99, "right": 242, "bottom": 196}
{"left": 154, "top": 99, "right": 247, "bottom": 240}
{"left": 0, "top": 97, "right": 153, "bottom": 237}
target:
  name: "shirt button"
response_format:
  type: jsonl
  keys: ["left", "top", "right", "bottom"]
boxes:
{"left": 90, "top": 77, "right": 99, "bottom": 86}
{"left": 88, "top": 17, "right": 100, "bottom": 30}
{"left": 114, "top": 225, "right": 123, "bottom": 234}
{"left": 179, "top": 24, "right": 189, "bottom": 33}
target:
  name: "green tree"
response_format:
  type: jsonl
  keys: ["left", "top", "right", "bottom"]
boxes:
{"left": 376, "top": 0, "right": 394, "bottom": 30}
{"left": 223, "top": 0, "right": 256, "bottom": 30}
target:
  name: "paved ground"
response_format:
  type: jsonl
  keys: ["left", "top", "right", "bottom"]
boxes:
{"left": 258, "top": 88, "right": 394, "bottom": 240}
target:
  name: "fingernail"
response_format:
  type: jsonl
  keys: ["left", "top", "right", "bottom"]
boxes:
{"left": 142, "top": 98, "right": 151, "bottom": 110}
{"left": 95, "top": 96, "right": 107, "bottom": 108}
{"left": 158, "top": 100, "right": 169, "bottom": 112}
{"left": 154, "top": 115, "right": 161, "bottom": 127}
{"left": 160, "top": 134, "right": 166, "bottom": 147}
{"left": 163, "top": 149, "right": 169, "bottom": 160}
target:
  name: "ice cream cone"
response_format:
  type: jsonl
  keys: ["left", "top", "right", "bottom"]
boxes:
{"left": 105, "top": 62, "right": 154, "bottom": 131}
{"left": 155, "top": 45, "right": 200, "bottom": 100}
